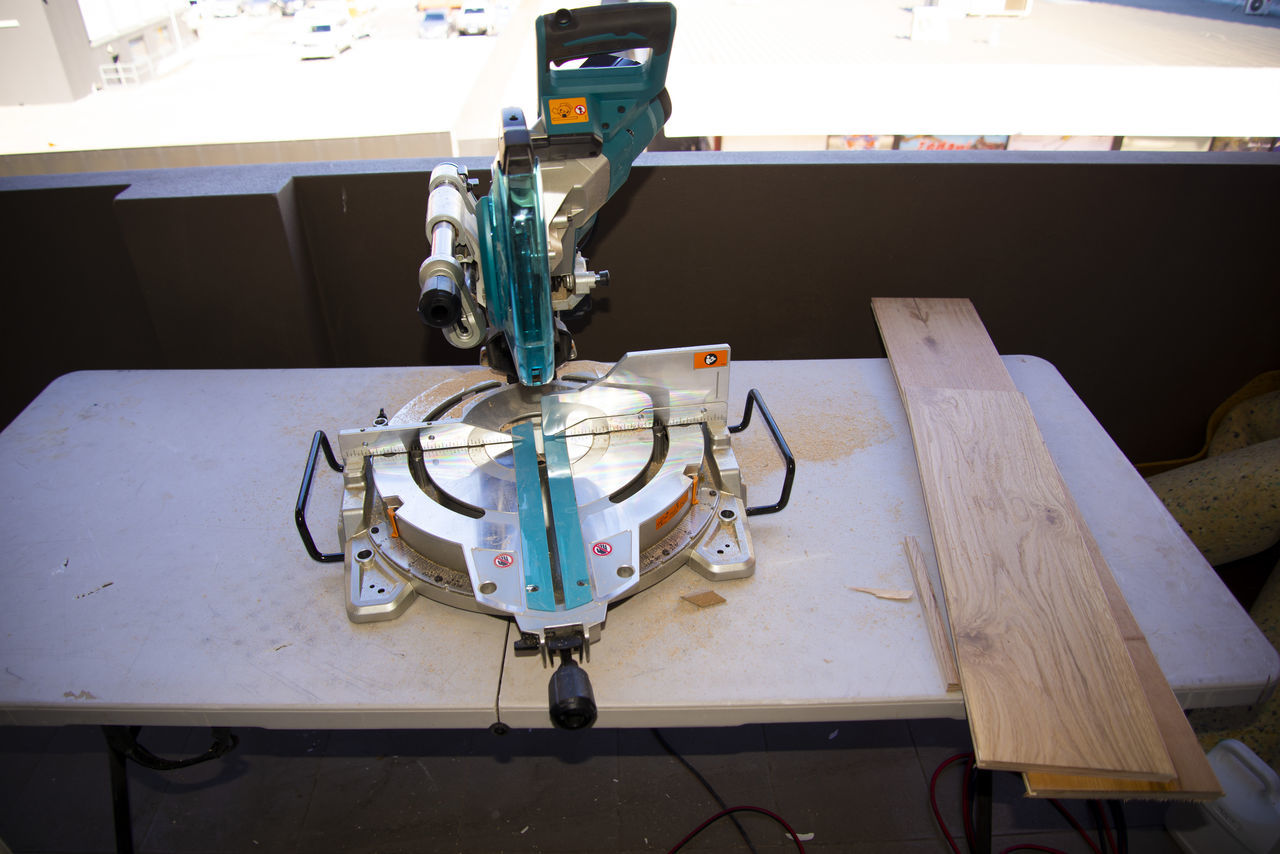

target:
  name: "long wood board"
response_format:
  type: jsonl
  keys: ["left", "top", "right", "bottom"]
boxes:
{"left": 874, "top": 297, "right": 1177, "bottom": 780}
{"left": 1022, "top": 520, "right": 1222, "bottom": 799}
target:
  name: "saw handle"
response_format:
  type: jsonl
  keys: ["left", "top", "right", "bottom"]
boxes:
{"left": 295, "top": 430, "right": 344, "bottom": 563}
{"left": 729, "top": 389, "right": 796, "bottom": 517}
{"left": 542, "top": 2, "right": 674, "bottom": 66}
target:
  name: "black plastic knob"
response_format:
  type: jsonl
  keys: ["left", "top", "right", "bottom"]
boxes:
{"left": 418, "top": 275, "right": 461, "bottom": 328}
{"left": 548, "top": 656, "right": 597, "bottom": 729}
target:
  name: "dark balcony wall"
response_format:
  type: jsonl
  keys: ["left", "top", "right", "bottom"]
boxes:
{"left": 293, "top": 169, "right": 476, "bottom": 369}
{"left": 576, "top": 152, "right": 1280, "bottom": 465}
{"left": 0, "top": 180, "right": 164, "bottom": 426}
{"left": 114, "top": 169, "right": 334, "bottom": 371}
{"left": 1, "top": 152, "right": 1276, "bottom": 465}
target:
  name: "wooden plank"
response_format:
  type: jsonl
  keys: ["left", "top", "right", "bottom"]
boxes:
{"left": 904, "top": 385, "right": 1173, "bottom": 778}
{"left": 871, "top": 298, "right": 1015, "bottom": 393}
{"left": 875, "top": 296, "right": 1218, "bottom": 794}
{"left": 1023, "top": 523, "right": 1222, "bottom": 800}
{"left": 1023, "top": 637, "right": 1222, "bottom": 800}
{"left": 875, "top": 299, "right": 1182, "bottom": 783}
{"left": 903, "top": 536, "right": 962, "bottom": 692}
{"left": 875, "top": 295, "right": 1223, "bottom": 793}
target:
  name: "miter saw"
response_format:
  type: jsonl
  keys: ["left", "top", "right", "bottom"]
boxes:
{"left": 296, "top": 2, "right": 793, "bottom": 729}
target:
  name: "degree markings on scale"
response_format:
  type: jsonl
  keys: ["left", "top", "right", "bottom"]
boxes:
{"left": 339, "top": 407, "right": 715, "bottom": 463}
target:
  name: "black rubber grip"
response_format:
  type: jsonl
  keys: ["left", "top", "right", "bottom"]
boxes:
{"left": 548, "top": 657, "right": 597, "bottom": 729}
{"left": 418, "top": 274, "right": 461, "bottom": 328}
{"left": 542, "top": 2, "right": 674, "bottom": 64}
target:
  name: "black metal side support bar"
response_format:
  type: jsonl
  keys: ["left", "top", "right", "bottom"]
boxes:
{"left": 295, "top": 430, "right": 344, "bottom": 563}
{"left": 728, "top": 388, "right": 795, "bottom": 516}
{"left": 974, "top": 766, "right": 993, "bottom": 854}
{"left": 105, "top": 727, "right": 133, "bottom": 854}
{"left": 102, "top": 726, "right": 239, "bottom": 854}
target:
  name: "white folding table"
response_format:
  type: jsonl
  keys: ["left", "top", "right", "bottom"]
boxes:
{"left": 1, "top": 358, "right": 1273, "bottom": 730}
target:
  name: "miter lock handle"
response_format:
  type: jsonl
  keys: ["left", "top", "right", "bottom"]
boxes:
{"left": 295, "top": 430, "right": 344, "bottom": 563}
{"left": 729, "top": 389, "right": 796, "bottom": 516}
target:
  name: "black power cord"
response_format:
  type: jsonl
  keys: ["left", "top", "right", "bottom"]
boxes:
{"left": 651, "top": 729, "right": 760, "bottom": 854}
{"left": 103, "top": 725, "right": 239, "bottom": 771}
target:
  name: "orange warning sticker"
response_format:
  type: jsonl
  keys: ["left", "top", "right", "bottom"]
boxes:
{"left": 548, "top": 97, "right": 590, "bottom": 125}
{"left": 654, "top": 484, "right": 694, "bottom": 530}
{"left": 694, "top": 349, "right": 729, "bottom": 369}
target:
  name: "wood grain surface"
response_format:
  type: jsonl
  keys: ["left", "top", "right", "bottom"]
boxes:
{"left": 874, "top": 296, "right": 1180, "bottom": 781}
{"left": 870, "top": 298, "right": 1015, "bottom": 392}
{"left": 904, "top": 536, "right": 962, "bottom": 692}
{"left": 906, "top": 387, "right": 1174, "bottom": 778}
{"left": 1022, "top": 635, "right": 1223, "bottom": 799}
{"left": 1022, "top": 519, "right": 1222, "bottom": 799}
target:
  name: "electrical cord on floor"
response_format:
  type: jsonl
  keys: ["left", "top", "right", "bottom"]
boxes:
{"left": 666, "top": 806, "right": 807, "bottom": 854}
{"left": 651, "top": 728, "right": 760, "bottom": 854}
{"left": 929, "top": 752, "right": 1129, "bottom": 854}
{"left": 1047, "top": 799, "right": 1103, "bottom": 854}
{"left": 1087, "top": 799, "right": 1118, "bottom": 854}
{"left": 103, "top": 725, "right": 239, "bottom": 771}
{"left": 1108, "top": 801, "right": 1128, "bottom": 854}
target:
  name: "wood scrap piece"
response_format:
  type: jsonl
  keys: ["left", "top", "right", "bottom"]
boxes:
{"left": 905, "top": 385, "right": 1173, "bottom": 779}
{"left": 903, "top": 536, "right": 961, "bottom": 692}
{"left": 849, "top": 586, "right": 913, "bottom": 601}
{"left": 682, "top": 590, "right": 726, "bottom": 608}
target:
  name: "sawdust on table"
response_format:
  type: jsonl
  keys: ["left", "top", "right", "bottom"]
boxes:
{"left": 733, "top": 391, "right": 894, "bottom": 473}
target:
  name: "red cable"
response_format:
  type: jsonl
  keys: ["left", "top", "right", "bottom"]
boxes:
{"left": 961, "top": 755, "right": 976, "bottom": 847}
{"left": 1048, "top": 799, "right": 1104, "bottom": 854}
{"left": 1095, "top": 800, "right": 1118, "bottom": 854}
{"left": 929, "top": 752, "right": 974, "bottom": 854}
{"left": 665, "top": 805, "right": 806, "bottom": 854}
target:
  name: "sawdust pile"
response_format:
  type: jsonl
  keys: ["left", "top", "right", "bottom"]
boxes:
{"left": 732, "top": 392, "right": 894, "bottom": 474}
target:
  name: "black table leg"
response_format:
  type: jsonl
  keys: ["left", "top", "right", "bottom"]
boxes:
{"left": 102, "top": 726, "right": 136, "bottom": 854}
{"left": 974, "top": 766, "right": 993, "bottom": 854}
{"left": 100, "top": 725, "right": 239, "bottom": 853}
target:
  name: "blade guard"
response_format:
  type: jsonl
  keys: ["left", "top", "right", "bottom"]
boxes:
{"left": 478, "top": 109, "right": 556, "bottom": 386}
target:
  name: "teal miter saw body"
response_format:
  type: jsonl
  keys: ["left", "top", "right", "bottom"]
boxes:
{"left": 297, "top": 2, "right": 795, "bottom": 731}
{"left": 422, "top": 2, "right": 677, "bottom": 386}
